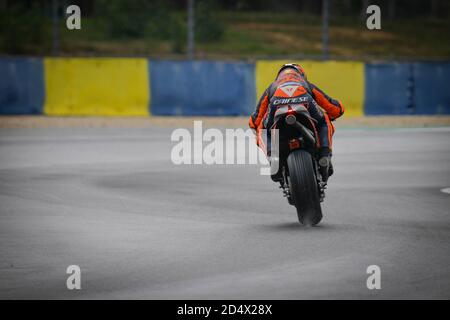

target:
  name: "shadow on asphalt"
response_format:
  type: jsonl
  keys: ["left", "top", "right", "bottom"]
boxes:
{"left": 258, "top": 222, "right": 338, "bottom": 232}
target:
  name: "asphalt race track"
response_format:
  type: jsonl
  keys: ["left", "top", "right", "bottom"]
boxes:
{"left": 0, "top": 125, "right": 449, "bottom": 299}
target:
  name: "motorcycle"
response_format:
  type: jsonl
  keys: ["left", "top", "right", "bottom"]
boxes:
{"left": 269, "top": 103, "right": 327, "bottom": 226}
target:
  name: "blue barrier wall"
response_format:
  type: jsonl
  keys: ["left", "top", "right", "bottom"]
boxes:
{"left": 365, "top": 62, "right": 450, "bottom": 115}
{"left": 149, "top": 60, "right": 255, "bottom": 116}
{"left": 413, "top": 62, "right": 450, "bottom": 115}
{"left": 364, "top": 63, "right": 412, "bottom": 115}
{"left": 0, "top": 58, "right": 45, "bottom": 114}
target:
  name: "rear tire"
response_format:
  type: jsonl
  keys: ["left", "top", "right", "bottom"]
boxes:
{"left": 287, "top": 150, "right": 322, "bottom": 226}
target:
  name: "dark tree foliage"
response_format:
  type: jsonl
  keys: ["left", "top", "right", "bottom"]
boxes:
{"left": 0, "top": 1, "right": 49, "bottom": 54}
{"left": 1, "top": 0, "right": 448, "bottom": 17}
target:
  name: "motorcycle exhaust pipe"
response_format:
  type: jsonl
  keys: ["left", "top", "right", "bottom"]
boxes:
{"left": 285, "top": 115, "right": 316, "bottom": 145}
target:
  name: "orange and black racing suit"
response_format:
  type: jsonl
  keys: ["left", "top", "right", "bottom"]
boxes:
{"left": 248, "top": 71, "right": 344, "bottom": 157}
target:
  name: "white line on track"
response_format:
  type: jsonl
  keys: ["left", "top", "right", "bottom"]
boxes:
{"left": 441, "top": 188, "right": 450, "bottom": 194}
{"left": 393, "top": 127, "right": 450, "bottom": 133}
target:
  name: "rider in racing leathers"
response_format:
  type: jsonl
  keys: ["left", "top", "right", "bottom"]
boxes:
{"left": 248, "top": 63, "right": 345, "bottom": 182}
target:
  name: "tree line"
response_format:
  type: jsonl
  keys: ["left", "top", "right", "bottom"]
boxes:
{"left": 1, "top": 0, "right": 448, "bottom": 18}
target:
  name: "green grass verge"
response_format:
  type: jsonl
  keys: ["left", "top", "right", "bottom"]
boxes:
{"left": 3, "top": 11, "right": 449, "bottom": 59}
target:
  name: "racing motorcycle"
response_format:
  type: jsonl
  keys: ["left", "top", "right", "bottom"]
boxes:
{"left": 269, "top": 104, "right": 328, "bottom": 226}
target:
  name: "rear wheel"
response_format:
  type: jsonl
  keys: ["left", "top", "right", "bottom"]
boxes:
{"left": 287, "top": 149, "right": 322, "bottom": 226}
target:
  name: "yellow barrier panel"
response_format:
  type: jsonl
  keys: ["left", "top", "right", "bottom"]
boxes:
{"left": 44, "top": 58, "right": 150, "bottom": 116}
{"left": 255, "top": 60, "right": 364, "bottom": 117}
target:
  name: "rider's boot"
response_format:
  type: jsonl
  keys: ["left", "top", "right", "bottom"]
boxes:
{"left": 328, "top": 159, "right": 334, "bottom": 177}
{"left": 267, "top": 148, "right": 283, "bottom": 182}
{"left": 270, "top": 157, "right": 283, "bottom": 182}
{"left": 318, "top": 147, "right": 332, "bottom": 183}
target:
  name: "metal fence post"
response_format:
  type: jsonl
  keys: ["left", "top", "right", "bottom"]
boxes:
{"left": 322, "top": 0, "right": 329, "bottom": 60}
{"left": 52, "top": 0, "right": 60, "bottom": 56}
{"left": 187, "top": 0, "right": 195, "bottom": 59}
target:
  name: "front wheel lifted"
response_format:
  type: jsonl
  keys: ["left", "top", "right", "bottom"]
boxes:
{"left": 287, "top": 149, "right": 322, "bottom": 226}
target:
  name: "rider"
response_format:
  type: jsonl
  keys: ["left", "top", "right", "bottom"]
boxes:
{"left": 248, "top": 63, "right": 344, "bottom": 182}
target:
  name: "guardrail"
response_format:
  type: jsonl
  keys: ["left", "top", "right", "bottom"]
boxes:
{"left": 1, "top": 58, "right": 449, "bottom": 116}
